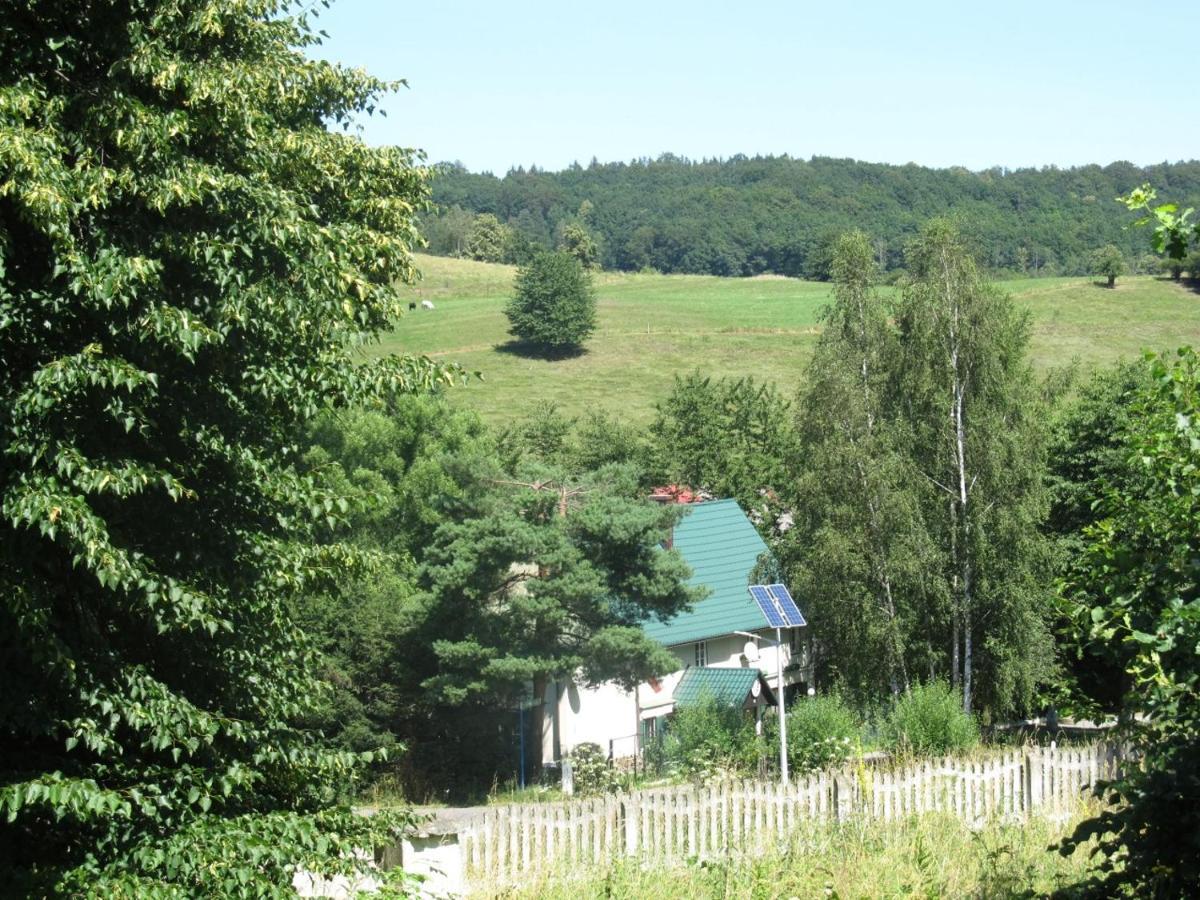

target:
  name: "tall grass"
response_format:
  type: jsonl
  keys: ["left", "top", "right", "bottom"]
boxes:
{"left": 483, "top": 804, "right": 1103, "bottom": 899}
{"left": 883, "top": 681, "right": 980, "bottom": 756}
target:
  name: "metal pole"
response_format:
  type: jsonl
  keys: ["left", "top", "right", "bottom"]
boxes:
{"left": 777, "top": 626, "right": 788, "bottom": 784}
{"left": 519, "top": 704, "right": 526, "bottom": 789}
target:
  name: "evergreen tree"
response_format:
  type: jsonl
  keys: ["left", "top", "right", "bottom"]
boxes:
{"left": 297, "top": 399, "right": 489, "bottom": 756}
{"left": 296, "top": 400, "right": 696, "bottom": 795}
{"left": 418, "top": 461, "right": 702, "bottom": 699}
{"left": 0, "top": 1, "right": 457, "bottom": 892}
{"left": 415, "top": 457, "right": 705, "bottom": 775}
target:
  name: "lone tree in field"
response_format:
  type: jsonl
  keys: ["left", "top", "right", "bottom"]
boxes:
{"left": 0, "top": 0, "right": 459, "bottom": 893}
{"left": 1090, "top": 244, "right": 1127, "bottom": 287}
{"left": 505, "top": 251, "right": 597, "bottom": 354}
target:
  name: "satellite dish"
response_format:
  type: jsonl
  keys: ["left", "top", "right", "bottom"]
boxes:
{"left": 742, "top": 640, "right": 760, "bottom": 663}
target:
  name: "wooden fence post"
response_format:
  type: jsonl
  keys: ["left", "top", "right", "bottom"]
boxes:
{"left": 1027, "top": 748, "right": 1044, "bottom": 817}
{"left": 623, "top": 795, "right": 637, "bottom": 856}
{"left": 833, "top": 774, "right": 850, "bottom": 822}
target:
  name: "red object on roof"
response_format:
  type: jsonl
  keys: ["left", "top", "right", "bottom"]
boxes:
{"left": 650, "top": 484, "right": 699, "bottom": 504}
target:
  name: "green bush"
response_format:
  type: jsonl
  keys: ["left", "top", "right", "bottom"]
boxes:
{"left": 780, "top": 694, "right": 860, "bottom": 773}
{"left": 883, "top": 681, "right": 979, "bottom": 756}
{"left": 569, "top": 743, "right": 620, "bottom": 796}
{"left": 649, "top": 693, "right": 762, "bottom": 780}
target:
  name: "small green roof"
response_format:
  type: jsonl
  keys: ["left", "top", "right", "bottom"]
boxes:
{"left": 643, "top": 499, "right": 769, "bottom": 646}
{"left": 673, "top": 666, "right": 775, "bottom": 709}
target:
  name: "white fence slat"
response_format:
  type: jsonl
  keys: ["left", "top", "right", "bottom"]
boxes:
{"left": 450, "top": 742, "right": 1119, "bottom": 887}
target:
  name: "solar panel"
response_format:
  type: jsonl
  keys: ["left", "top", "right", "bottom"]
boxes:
{"left": 767, "top": 583, "right": 807, "bottom": 627}
{"left": 749, "top": 585, "right": 786, "bottom": 627}
{"left": 748, "top": 583, "right": 806, "bottom": 628}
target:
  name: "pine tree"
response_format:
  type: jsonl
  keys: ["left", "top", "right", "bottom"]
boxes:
{"left": 417, "top": 459, "right": 704, "bottom": 762}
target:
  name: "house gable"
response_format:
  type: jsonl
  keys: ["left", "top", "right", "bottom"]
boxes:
{"left": 642, "top": 498, "right": 769, "bottom": 646}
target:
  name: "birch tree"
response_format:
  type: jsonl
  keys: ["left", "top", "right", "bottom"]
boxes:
{"left": 786, "top": 232, "right": 936, "bottom": 699}
{"left": 897, "top": 222, "right": 1054, "bottom": 714}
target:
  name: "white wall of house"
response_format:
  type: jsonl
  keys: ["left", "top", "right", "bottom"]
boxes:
{"left": 541, "top": 679, "right": 640, "bottom": 764}
{"left": 668, "top": 627, "right": 808, "bottom": 692}
{"left": 542, "top": 627, "right": 812, "bottom": 764}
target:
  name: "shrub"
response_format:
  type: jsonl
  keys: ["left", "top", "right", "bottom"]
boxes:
{"left": 883, "top": 681, "right": 979, "bottom": 756}
{"left": 569, "top": 743, "right": 620, "bottom": 796}
{"left": 505, "top": 251, "right": 597, "bottom": 353}
{"left": 781, "top": 694, "right": 859, "bottom": 773}
{"left": 649, "top": 693, "right": 762, "bottom": 780}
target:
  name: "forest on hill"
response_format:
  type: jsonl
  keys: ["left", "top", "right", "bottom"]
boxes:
{"left": 423, "top": 155, "right": 1200, "bottom": 278}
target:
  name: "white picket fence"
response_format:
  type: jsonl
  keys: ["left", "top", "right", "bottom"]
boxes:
{"left": 457, "top": 744, "right": 1119, "bottom": 884}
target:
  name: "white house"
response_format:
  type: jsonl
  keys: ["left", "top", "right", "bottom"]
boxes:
{"left": 540, "top": 496, "right": 812, "bottom": 765}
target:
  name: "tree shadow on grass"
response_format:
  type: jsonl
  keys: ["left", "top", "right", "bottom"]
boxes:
{"left": 1153, "top": 274, "right": 1200, "bottom": 296}
{"left": 1145, "top": 274, "right": 1199, "bottom": 294}
{"left": 494, "top": 339, "right": 589, "bottom": 361}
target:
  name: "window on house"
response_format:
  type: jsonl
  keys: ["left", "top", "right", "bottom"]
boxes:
{"left": 641, "top": 716, "right": 657, "bottom": 742}
{"left": 787, "top": 630, "right": 805, "bottom": 665}
{"left": 694, "top": 640, "right": 707, "bottom": 667}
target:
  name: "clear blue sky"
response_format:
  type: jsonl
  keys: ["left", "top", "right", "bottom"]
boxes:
{"left": 307, "top": 0, "right": 1199, "bottom": 175}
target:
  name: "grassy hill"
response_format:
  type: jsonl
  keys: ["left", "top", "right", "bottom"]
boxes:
{"left": 375, "top": 254, "right": 1200, "bottom": 427}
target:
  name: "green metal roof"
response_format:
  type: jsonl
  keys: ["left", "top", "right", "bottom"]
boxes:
{"left": 672, "top": 666, "right": 774, "bottom": 708}
{"left": 642, "top": 499, "right": 769, "bottom": 646}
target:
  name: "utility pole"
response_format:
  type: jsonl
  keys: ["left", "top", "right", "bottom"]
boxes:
{"left": 777, "top": 626, "right": 788, "bottom": 784}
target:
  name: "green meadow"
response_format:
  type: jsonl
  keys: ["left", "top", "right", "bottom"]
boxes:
{"left": 376, "top": 254, "right": 1200, "bottom": 427}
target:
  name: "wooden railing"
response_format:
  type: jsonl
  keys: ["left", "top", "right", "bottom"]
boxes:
{"left": 456, "top": 743, "right": 1119, "bottom": 884}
